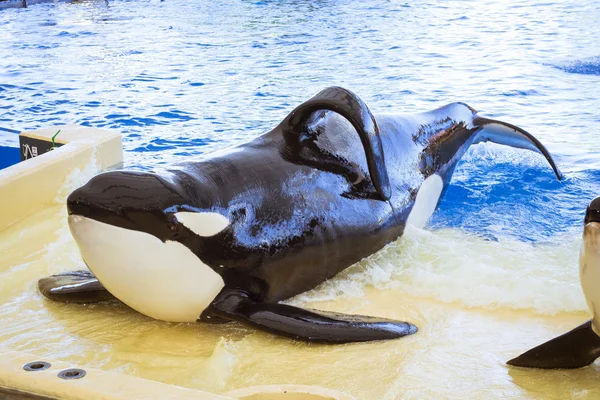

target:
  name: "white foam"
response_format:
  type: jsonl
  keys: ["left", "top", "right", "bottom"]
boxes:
{"left": 54, "top": 149, "right": 100, "bottom": 204}
{"left": 193, "top": 338, "right": 236, "bottom": 392}
{"left": 289, "top": 225, "right": 586, "bottom": 315}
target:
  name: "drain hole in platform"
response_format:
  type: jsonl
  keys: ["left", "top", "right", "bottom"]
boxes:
{"left": 23, "top": 361, "right": 51, "bottom": 371}
{"left": 58, "top": 368, "right": 86, "bottom": 380}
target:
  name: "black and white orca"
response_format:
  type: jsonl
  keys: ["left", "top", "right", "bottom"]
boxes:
{"left": 508, "top": 197, "right": 600, "bottom": 368}
{"left": 39, "top": 87, "right": 562, "bottom": 343}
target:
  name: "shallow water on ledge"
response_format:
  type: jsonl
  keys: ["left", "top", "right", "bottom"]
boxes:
{"left": 1, "top": 202, "right": 599, "bottom": 399}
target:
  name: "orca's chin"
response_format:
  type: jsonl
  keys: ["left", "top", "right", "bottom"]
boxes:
{"left": 583, "top": 222, "right": 600, "bottom": 246}
{"left": 67, "top": 215, "right": 225, "bottom": 323}
{"left": 585, "top": 221, "right": 600, "bottom": 230}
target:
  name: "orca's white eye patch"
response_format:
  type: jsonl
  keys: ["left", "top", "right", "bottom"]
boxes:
{"left": 174, "top": 212, "right": 230, "bottom": 237}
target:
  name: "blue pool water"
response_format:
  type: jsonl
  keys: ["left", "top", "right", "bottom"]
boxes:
{"left": 0, "top": 0, "right": 599, "bottom": 242}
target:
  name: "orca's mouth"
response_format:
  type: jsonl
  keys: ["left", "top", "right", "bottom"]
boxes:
{"left": 585, "top": 221, "right": 600, "bottom": 231}
{"left": 583, "top": 222, "right": 600, "bottom": 248}
{"left": 585, "top": 209, "right": 600, "bottom": 225}
{"left": 66, "top": 201, "right": 113, "bottom": 223}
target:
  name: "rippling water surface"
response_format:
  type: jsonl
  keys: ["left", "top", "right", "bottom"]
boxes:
{"left": 1, "top": 0, "right": 600, "bottom": 398}
{"left": 2, "top": 0, "right": 599, "bottom": 239}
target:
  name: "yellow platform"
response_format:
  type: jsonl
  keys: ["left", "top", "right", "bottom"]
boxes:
{"left": 0, "top": 126, "right": 599, "bottom": 399}
{"left": 0, "top": 125, "right": 122, "bottom": 231}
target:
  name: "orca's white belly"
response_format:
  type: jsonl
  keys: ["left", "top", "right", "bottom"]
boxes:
{"left": 580, "top": 222, "right": 600, "bottom": 335}
{"left": 68, "top": 215, "right": 225, "bottom": 322}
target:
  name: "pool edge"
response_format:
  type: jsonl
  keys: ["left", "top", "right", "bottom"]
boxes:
{"left": 0, "top": 350, "right": 235, "bottom": 400}
{"left": 0, "top": 125, "right": 123, "bottom": 231}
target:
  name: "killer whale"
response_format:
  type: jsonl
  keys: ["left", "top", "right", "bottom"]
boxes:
{"left": 39, "top": 87, "right": 563, "bottom": 343}
{"left": 507, "top": 197, "right": 600, "bottom": 369}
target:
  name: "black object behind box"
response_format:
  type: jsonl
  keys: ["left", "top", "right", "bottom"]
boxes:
{"left": 19, "top": 136, "right": 64, "bottom": 161}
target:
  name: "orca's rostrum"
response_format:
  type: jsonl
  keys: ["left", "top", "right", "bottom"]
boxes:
{"left": 39, "top": 87, "right": 563, "bottom": 343}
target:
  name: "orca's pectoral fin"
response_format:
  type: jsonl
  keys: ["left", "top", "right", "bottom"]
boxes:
{"left": 282, "top": 86, "right": 391, "bottom": 201}
{"left": 472, "top": 116, "right": 563, "bottom": 180}
{"left": 507, "top": 320, "right": 600, "bottom": 369}
{"left": 38, "top": 270, "right": 115, "bottom": 303}
{"left": 204, "top": 289, "right": 417, "bottom": 343}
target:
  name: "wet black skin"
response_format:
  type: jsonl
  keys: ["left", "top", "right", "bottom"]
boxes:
{"left": 40, "top": 87, "right": 563, "bottom": 343}
{"left": 507, "top": 320, "right": 600, "bottom": 369}
{"left": 585, "top": 197, "right": 600, "bottom": 225}
{"left": 507, "top": 197, "right": 600, "bottom": 368}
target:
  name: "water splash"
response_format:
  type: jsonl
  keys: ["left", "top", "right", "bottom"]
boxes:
{"left": 551, "top": 57, "right": 600, "bottom": 76}
{"left": 291, "top": 225, "right": 586, "bottom": 315}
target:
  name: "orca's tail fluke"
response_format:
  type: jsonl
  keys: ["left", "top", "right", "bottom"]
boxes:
{"left": 507, "top": 320, "right": 600, "bottom": 369}
{"left": 472, "top": 116, "right": 564, "bottom": 180}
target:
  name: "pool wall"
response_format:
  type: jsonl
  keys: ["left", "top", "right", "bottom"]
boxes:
{"left": 0, "top": 350, "right": 234, "bottom": 400}
{"left": 0, "top": 125, "right": 122, "bottom": 231}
